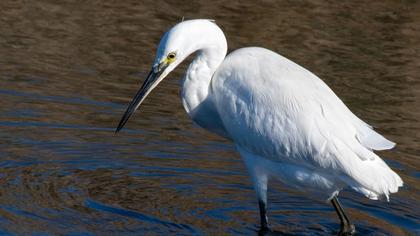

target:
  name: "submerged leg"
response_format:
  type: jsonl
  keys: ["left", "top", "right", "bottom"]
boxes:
{"left": 238, "top": 148, "right": 270, "bottom": 231}
{"left": 249, "top": 172, "right": 269, "bottom": 230}
{"left": 258, "top": 197, "right": 269, "bottom": 230}
{"left": 331, "top": 196, "right": 355, "bottom": 235}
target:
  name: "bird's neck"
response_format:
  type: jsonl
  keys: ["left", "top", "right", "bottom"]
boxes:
{"left": 181, "top": 46, "right": 226, "bottom": 116}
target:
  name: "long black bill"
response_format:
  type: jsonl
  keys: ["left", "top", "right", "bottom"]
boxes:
{"left": 115, "top": 63, "right": 167, "bottom": 133}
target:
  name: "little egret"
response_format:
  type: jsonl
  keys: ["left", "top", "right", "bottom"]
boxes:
{"left": 116, "top": 19, "right": 403, "bottom": 235}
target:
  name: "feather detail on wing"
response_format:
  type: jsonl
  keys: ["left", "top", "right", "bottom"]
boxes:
{"left": 212, "top": 47, "right": 402, "bottom": 200}
{"left": 353, "top": 118, "right": 396, "bottom": 151}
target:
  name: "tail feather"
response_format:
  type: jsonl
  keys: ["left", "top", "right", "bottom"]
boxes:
{"left": 339, "top": 152, "right": 403, "bottom": 201}
{"left": 355, "top": 121, "right": 396, "bottom": 151}
{"left": 333, "top": 135, "right": 403, "bottom": 201}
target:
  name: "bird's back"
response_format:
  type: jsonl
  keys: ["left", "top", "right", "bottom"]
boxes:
{"left": 211, "top": 47, "right": 402, "bottom": 200}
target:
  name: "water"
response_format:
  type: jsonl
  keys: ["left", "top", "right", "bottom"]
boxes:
{"left": 0, "top": 0, "right": 419, "bottom": 235}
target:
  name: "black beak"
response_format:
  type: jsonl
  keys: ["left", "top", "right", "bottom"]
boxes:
{"left": 115, "top": 63, "right": 168, "bottom": 133}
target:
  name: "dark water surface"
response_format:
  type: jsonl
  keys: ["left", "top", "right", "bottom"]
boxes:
{"left": 1, "top": 1, "right": 419, "bottom": 235}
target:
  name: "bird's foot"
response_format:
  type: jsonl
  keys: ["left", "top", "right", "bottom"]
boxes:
{"left": 338, "top": 223, "right": 355, "bottom": 236}
{"left": 258, "top": 224, "right": 272, "bottom": 236}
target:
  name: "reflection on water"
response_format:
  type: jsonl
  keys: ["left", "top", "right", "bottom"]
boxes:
{"left": 0, "top": 0, "right": 419, "bottom": 235}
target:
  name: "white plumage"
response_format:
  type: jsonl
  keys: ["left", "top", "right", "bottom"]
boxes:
{"left": 116, "top": 19, "right": 403, "bottom": 232}
{"left": 212, "top": 47, "right": 402, "bottom": 201}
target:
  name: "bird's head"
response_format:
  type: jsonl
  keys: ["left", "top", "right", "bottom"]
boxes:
{"left": 115, "top": 19, "right": 225, "bottom": 133}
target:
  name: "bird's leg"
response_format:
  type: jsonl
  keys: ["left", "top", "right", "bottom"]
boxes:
{"left": 241, "top": 153, "right": 270, "bottom": 231}
{"left": 331, "top": 196, "right": 355, "bottom": 235}
{"left": 252, "top": 173, "right": 269, "bottom": 231}
{"left": 258, "top": 199, "right": 269, "bottom": 230}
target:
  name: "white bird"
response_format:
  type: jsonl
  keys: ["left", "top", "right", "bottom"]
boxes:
{"left": 116, "top": 19, "right": 403, "bottom": 235}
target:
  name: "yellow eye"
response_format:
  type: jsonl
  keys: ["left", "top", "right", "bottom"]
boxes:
{"left": 167, "top": 52, "right": 176, "bottom": 61}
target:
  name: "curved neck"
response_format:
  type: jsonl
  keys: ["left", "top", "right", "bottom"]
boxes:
{"left": 181, "top": 44, "right": 227, "bottom": 116}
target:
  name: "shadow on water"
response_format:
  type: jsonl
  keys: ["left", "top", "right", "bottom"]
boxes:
{"left": 0, "top": 0, "right": 419, "bottom": 235}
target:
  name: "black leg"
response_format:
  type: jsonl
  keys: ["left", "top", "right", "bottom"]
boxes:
{"left": 258, "top": 200, "right": 269, "bottom": 229}
{"left": 331, "top": 196, "right": 355, "bottom": 235}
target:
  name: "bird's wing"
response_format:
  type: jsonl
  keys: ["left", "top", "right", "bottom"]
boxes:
{"left": 211, "top": 47, "right": 401, "bottom": 198}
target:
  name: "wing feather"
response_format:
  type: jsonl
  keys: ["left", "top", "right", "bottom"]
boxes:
{"left": 212, "top": 47, "right": 402, "bottom": 199}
